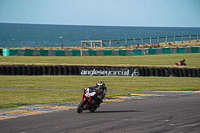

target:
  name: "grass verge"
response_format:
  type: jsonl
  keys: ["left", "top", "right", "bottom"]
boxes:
{"left": 0, "top": 89, "right": 129, "bottom": 109}
{"left": 0, "top": 75, "right": 199, "bottom": 91}
{"left": 1, "top": 75, "right": 199, "bottom": 109}
{"left": 0, "top": 53, "right": 200, "bottom": 68}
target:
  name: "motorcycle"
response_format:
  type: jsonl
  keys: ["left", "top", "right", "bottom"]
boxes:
{"left": 77, "top": 87, "right": 100, "bottom": 113}
{"left": 175, "top": 63, "right": 186, "bottom": 66}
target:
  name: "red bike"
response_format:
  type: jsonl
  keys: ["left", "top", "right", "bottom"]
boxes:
{"left": 77, "top": 88, "right": 100, "bottom": 113}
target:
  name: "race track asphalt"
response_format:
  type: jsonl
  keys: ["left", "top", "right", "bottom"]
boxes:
{"left": 0, "top": 91, "right": 200, "bottom": 133}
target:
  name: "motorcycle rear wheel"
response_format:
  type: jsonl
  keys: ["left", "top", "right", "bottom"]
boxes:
{"left": 77, "top": 100, "right": 85, "bottom": 113}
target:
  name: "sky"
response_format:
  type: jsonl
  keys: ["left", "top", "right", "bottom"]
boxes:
{"left": 0, "top": 0, "right": 200, "bottom": 27}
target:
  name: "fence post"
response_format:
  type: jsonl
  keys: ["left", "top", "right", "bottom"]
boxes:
{"left": 197, "top": 34, "right": 199, "bottom": 42}
{"left": 81, "top": 40, "right": 83, "bottom": 46}
{"left": 91, "top": 41, "right": 92, "bottom": 47}
{"left": 142, "top": 38, "right": 143, "bottom": 45}
{"left": 101, "top": 40, "right": 103, "bottom": 47}
{"left": 157, "top": 37, "right": 159, "bottom": 44}
{"left": 165, "top": 36, "right": 167, "bottom": 44}
{"left": 150, "top": 37, "right": 151, "bottom": 45}
{"left": 117, "top": 39, "right": 120, "bottom": 47}
{"left": 125, "top": 39, "right": 127, "bottom": 47}
{"left": 133, "top": 39, "right": 135, "bottom": 45}
{"left": 182, "top": 35, "right": 183, "bottom": 43}
{"left": 174, "top": 35, "right": 175, "bottom": 43}
{"left": 189, "top": 35, "right": 191, "bottom": 43}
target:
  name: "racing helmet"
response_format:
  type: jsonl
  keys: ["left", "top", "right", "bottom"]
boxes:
{"left": 183, "top": 59, "right": 185, "bottom": 62}
{"left": 97, "top": 80, "right": 104, "bottom": 86}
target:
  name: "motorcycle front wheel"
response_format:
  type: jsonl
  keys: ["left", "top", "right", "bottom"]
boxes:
{"left": 89, "top": 107, "right": 97, "bottom": 113}
{"left": 89, "top": 101, "right": 98, "bottom": 113}
{"left": 77, "top": 100, "right": 85, "bottom": 113}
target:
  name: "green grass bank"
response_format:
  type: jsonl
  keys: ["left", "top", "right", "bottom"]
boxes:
{"left": 1, "top": 53, "right": 200, "bottom": 68}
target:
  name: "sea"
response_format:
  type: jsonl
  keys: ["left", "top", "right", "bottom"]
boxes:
{"left": 0, "top": 23, "right": 200, "bottom": 48}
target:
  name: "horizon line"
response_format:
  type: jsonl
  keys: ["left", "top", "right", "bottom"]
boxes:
{"left": 0, "top": 22, "right": 200, "bottom": 28}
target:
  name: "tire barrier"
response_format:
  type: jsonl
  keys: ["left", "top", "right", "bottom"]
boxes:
{"left": 0, "top": 49, "right": 2, "bottom": 56}
{"left": 0, "top": 65, "right": 199, "bottom": 77}
{"left": 149, "top": 68, "right": 155, "bottom": 76}
{"left": 155, "top": 68, "right": 160, "bottom": 76}
{"left": 197, "top": 69, "right": 200, "bottom": 77}
{"left": 58, "top": 65, "right": 64, "bottom": 75}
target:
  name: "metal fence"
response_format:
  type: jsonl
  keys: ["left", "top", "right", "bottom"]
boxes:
{"left": 81, "top": 34, "right": 199, "bottom": 47}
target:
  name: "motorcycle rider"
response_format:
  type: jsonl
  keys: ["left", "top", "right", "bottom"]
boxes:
{"left": 175, "top": 59, "right": 186, "bottom": 66}
{"left": 90, "top": 80, "right": 107, "bottom": 107}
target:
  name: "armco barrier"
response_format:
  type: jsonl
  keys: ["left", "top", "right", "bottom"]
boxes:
{"left": 104, "top": 49, "right": 112, "bottom": 56}
{"left": 126, "top": 49, "right": 134, "bottom": 55}
{"left": 162, "top": 47, "right": 170, "bottom": 54}
{"left": 149, "top": 48, "right": 156, "bottom": 55}
{"left": 26, "top": 49, "right": 33, "bottom": 56}
{"left": 133, "top": 49, "right": 142, "bottom": 55}
{"left": 96, "top": 50, "right": 104, "bottom": 56}
{"left": 156, "top": 48, "right": 163, "bottom": 54}
{"left": 72, "top": 50, "right": 80, "bottom": 56}
{"left": 0, "top": 65, "right": 199, "bottom": 77}
{"left": 191, "top": 46, "right": 199, "bottom": 53}
{"left": 81, "top": 49, "right": 89, "bottom": 56}
{"left": 177, "top": 47, "right": 185, "bottom": 53}
{"left": 170, "top": 47, "right": 177, "bottom": 54}
{"left": 33, "top": 49, "right": 41, "bottom": 56}
{"left": 185, "top": 47, "right": 191, "bottom": 53}
{"left": 56, "top": 50, "right": 65, "bottom": 56}
{"left": 18, "top": 49, "right": 26, "bottom": 56}
{"left": 119, "top": 49, "right": 126, "bottom": 56}
{"left": 112, "top": 49, "right": 119, "bottom": 56}
{"left": 2, "top": 46, "right": 200, "bottom": 56}
{"left": 141, "top": 49, "right": 148, "bottom": 55}
{"left": 41, "top": 49, "right": 48, "bottom": 56}
{"left": 65, "top": 50, "right": 72, "bottom": 56}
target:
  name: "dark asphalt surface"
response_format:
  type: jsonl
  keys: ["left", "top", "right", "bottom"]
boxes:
{"left": 0, "top": 91, "right": 200, "bottom": 133}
